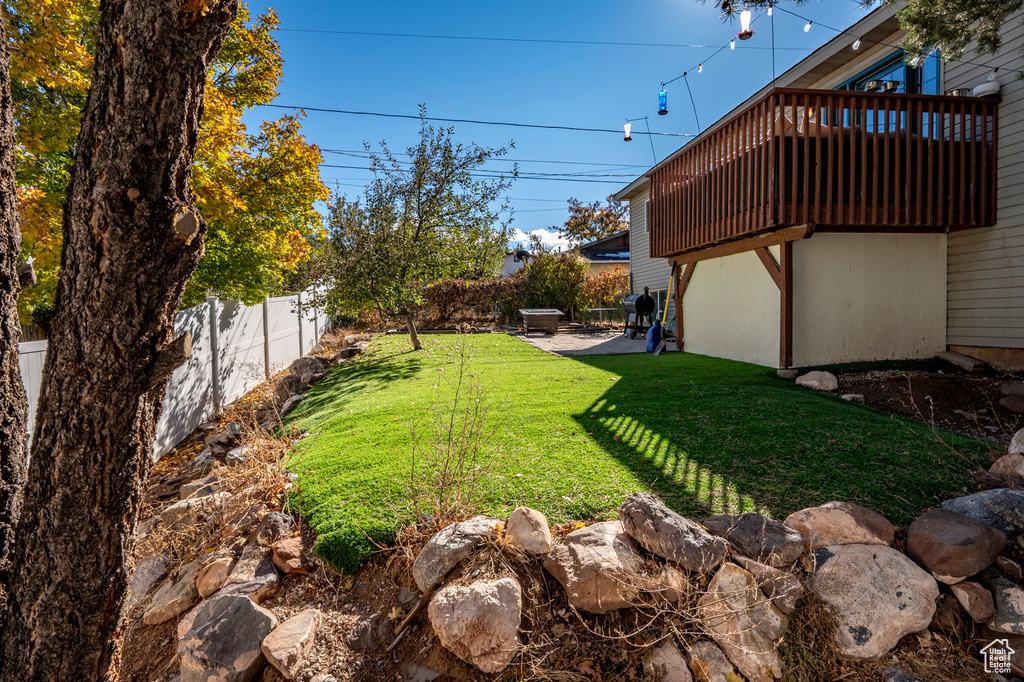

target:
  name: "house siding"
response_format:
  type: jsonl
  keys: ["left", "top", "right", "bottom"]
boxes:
{"left": 628, "top": 191, "right": 672, "bottom": 295}
{"left": 944, "top": 16, "right": 1024, "bottom": 349}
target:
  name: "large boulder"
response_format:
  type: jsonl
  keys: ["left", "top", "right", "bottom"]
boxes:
{"left": 345, "top": 613, "right": 390, "bottom": 653}
{"left": 949, "top": 581, "right": 995, "bottom": 623}
{"left": 542, "top": 520, "right": 645, "bottom": 614}
{"left": 275, "top": 374, "right": 303, "bottom": 403}
{"left": 795, "top": 371, "right": 838, "bottom": 392}
{"left": 505, "top": 507, "right": 552, "bottom": 555}
{"left": 619, "top": 493, "right": 729, "bottom": 573}
{"left": 643, "top": 642, "right": 693, "bottom": 682}
{"left": 272, "top": 537, "right": 317, "bottom": 575}
{"left": 287, "top": 355, "right": 330, "bottom": 378}
{"left": 143, "top": 557, "right": 203, "bottom": 625}
{"left": 702, "top": 513, "right": 804, "bottom": 567}
{"left": 941, "top": 489, "right": 1024, "bottom": 538}
{"left": 783, "top": 501, "right": 894, "bottom": 549}
{"left": 412, "top": 517, "right": 502, "bottom": 593}
{"left": 979, "top": 570, "right": 1024, "bottom": 635}
{"left": 731, "top": 555, "right": 805, "bottom": 615}
{"left": 261, "top": 609, "right": 321, "bottom": 680}
{"left": 197, "top": 555, "right": 236, "bottom": 598}
{"left": 256, "top": 512, "right": 294, "bottom": 547}
{"left": 128, "top": 554, "right": 168, "bottom": 610}
{"left": 160, "top": 492, "right": 228, "bottom": 531}
{"left": 812, "top": 544, "right": 938, "bottom": 661}
{"left": 178, "top": 595, "right": 278, "bottom": 682}
{"left": 1012, "top": 428, "right": 1024, "bottom": 456}
{"left": 906, "top": 508, "right": 1005, "bottom": 584}
{"left": 697, "top": 562, "right": 786, "bottom": 682}
{"left": 992, "top": 453, "right": 1024, "bottom": 478}
{"left": 180, "top": 473, "right": 220, "bottom": 500}
{"left": 686, "top": 641, "right": 737, "bottom": 682}
{"left": 427, "top": 578, "right": 522, "bottom": 674}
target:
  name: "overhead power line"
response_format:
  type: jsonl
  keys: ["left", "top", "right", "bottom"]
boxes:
{"left": 320, "top": 148, "right": 648, "bottom": 168}
{"left": 260, "top": 103, "right": 695, "bottom": 137}
{"left": 278, "top": 26, "right": 814, "bottom": 51}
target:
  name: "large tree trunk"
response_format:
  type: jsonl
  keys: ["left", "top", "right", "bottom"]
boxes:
{"left": 0, "top": 1, "right": 238, "bottom": 679}
{"left": 0, "top": 20, "right": 27, "bottom": 625}
{"left": 405, "top": 310, "right": 423, "bottom": 350}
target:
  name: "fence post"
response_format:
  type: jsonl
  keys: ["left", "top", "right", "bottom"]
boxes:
{"left": 262, "top": 296, "right": 271, "bottom": 380}
{"left": 207, "top": 296, "right": 221, "bottom": 411}
{"left": 296, "top": 291, "right": 304, "bottom": 356}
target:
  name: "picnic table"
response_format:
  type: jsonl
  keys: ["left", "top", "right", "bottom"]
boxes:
{"left": 519, "top": 309, "right": 564, "bottom": 335}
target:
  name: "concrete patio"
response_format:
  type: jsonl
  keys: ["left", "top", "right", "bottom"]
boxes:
{"left": 516, "top": 330, "right": 666, "bottom": 356}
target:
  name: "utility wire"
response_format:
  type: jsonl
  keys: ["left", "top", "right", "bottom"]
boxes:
{"left": 320, "top": 148, "right": 648, "bottom": 168}
{"left": 259, "top": 103, "right": 696, "bottom": 137}
{"left": 278, "top": 26, "right": 813, "bottom": 51}
{"left": 318, "top": 163, "right": 636, "bottom": 178}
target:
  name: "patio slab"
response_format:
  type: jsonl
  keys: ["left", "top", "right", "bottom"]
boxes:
{"left": 516, "top": 330, "right": 662, "bottom": 356}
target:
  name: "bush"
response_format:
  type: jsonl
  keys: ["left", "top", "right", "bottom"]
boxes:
{"left": 522, "top": 252, "right": 590, "bottom": 321}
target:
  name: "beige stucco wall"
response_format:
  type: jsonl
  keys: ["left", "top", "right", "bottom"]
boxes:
{"left": 683, "top": 246, "right": 781, "bottom": 368}
{"left": 792, "top": 233, "right": 947, "bottom": 367}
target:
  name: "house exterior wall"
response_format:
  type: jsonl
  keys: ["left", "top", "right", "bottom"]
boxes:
{"left": 628, "top": 191, "right": 672, "bottom": 294}
{"left": 792, "top": 233, "right": 947, "bottom": 367}
{"left": 943, "top": 19, "right": 1024, "bottom": 351}
{"left": 682, "top": 247, "right": 780, "bottom": 368}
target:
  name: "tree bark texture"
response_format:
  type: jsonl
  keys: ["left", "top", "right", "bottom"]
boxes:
{"left": 405, "top": 311, "right": 423, "bottom": 351}
{"left": 0, "top": 1, "right": 238, "bottom": 679}
{"left": 0, "top": 20, "right": 27, "bottom": 622}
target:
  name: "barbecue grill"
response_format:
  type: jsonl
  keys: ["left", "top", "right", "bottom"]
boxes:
{"left": 623, "top": 287, "right": 656, "bottom": 339}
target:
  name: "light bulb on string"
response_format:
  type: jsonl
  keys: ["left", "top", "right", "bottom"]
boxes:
{"left": 624, "top": 123, "right": 632, "bottom": 142}
{"left": 730, "top": 39, "right": 735, "bottom": 49}
{"left": 767, "top": 6, "right": 772, "bottom": 16}
{"left": 852, "top": 38, "right": 861, "bottom": 50}
{"left": 698, "top": 63, "right": 703, "bottom": 73}
{"left": 804, "top": 21, "right": 812, "bottom": 32}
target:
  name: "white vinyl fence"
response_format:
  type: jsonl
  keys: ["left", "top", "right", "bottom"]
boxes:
{"left": 17, "top": 289, "right": 327, "bottom": 459}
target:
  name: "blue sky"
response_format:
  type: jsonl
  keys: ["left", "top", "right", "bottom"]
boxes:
{"left": 243, "top": 0, "right": 875, "bottom": 248}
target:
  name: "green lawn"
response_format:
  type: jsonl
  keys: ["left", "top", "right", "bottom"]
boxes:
{"left": 285, "top": 334, "right": 992, "bottom": 573}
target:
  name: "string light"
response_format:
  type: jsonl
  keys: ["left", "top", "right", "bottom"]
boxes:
{"left": 698, "top": 63, "right": 703, "bottom": 73}
{"left": 624, "top": 123, "right": 632, "bottom": 141}
{"left": 852, "top": 37, "right": 861, "bottom": 50}
{"left": 804, "top": 21, "right": 812, "bottom": 32}
{"left": 730, "top": 39, "right": 735, "bottom": 49}
{"left": 767, "top": 6, "right": 772, "bottom": 16}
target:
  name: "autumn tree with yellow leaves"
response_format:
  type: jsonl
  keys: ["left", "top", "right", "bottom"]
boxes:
{"left": 5, "top": 0, "right": 327, "bottom": 321}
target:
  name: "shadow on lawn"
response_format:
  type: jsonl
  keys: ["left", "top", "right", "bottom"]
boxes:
{"left": 565, "top": 353, "right": 989, "bottom": 525}
{"left": 287, "top": 347, "right": 424, "bottom": 421}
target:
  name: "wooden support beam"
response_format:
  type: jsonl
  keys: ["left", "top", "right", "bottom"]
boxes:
{"left": 755, "top": 247, "right": 782, "bottom": 290}
{"left": 674, "top": 262, "right": 696, "bottom": 352}
{"left": 670, "top": 224, "right": 814, "bottom": 267}
{"left": 780, "top": 241, "right": 793, "bottom": 369}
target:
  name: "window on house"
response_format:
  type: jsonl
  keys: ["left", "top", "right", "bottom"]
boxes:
{"left": 838, "top": 49, "right": 941, "bottom": 96}
{"left": 644, "top": 199, "right": 650, "bottom": 234}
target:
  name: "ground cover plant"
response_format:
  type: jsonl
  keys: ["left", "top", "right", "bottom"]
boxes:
{"left": 285, "top": 334, "right": 993, "bottom": 573}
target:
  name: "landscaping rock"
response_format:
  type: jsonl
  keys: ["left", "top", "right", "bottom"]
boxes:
{"left": 178, "top": 595, "right": 278, "bottom": 682}
{"left": 979, "top": 570, "right": 1024, "bottom": 634}
{"left": 177, "top": 599, "right": 210, "bottom": 642}
{"left": 189, "top": 448, "right": 216, "bottom": 473}
{"left": 180, "top": 473, "right": 219, "bottom": 499}
{"left": 950, "top": 581, "right": 996, "bottom": 623}
{"left": 197, "top": 556, "right": 236, "bottom": 598}
{"left": 906, "top": 508, "right": 1005, "bottom": 584}
{"left": 275, "top": 374, "right": 302, "bottom": 402}
{"left": 941, "top": 489, "right": 1024, "bottom": 538}
{"left": 412, "top": 516, "right": 502, "bottom": 593}
{"left": 731, "top": 555, "right": 805, "bottom": 615}
{"left": 997, "top": 556, "right": 1024, "bottom": 582}
{"left": 400, "top": 663, "right": 442, "bottom": 682}
{"left": 288, "top": 356, "right": 330, "bottom": 378}
{"left": 143, "top": 557, "right": 203, "bottom": 625}
{"left": 841, "top": 393, "right": 865, "bottom": 403}
{"left": 784, "top": 501, "right": 894, "bottom": 549}
{"left": 427, "top": 577, "right": 522, "bottom": 674}
{"left": 697, "top": 562, "right": 786, "bottom": 682}
{"left": 310, "top": 676, "right": 336, "bottom": 682}
{"left": 505, "top": 507, "right": 552, "bottom": 555}
{"left": 226, "top": 445, "right": 250, "bottom": 466}
{"left": 345, "top": 613, "right": 390, "bottom": 652}
{"left": 1012, "top": 428, "right": 1024, "bottom": 456}
{"left": 812, "top": 544, "right": 938, "bottom": 661}
{"left": 300, "top": 372, "right": 325, "bottom": 391}
{"left": 261, "top": 608, "right": 321, "bottom": 680}
{"left": 701, "top": 513, "right": 804, "bottom": 567}
{"left": 643, "top": 642, "right": 693, "bottom": 682}
{"left": 128, "top": 554, "right": 168, "bottom": 610}
{"left": 220, "top": 545, "right": 281, "bottom": 604}
{"left": 1001, "top": 397, "right": 1024, "bottom": 415}
{"left": 880, "top": 667, "right": 923, "bottom": 682}
{"left": 649, "top": 562, "right": 690, "bottom": 604}
{"left": 775, "top": 369, "right": 798, "bottom": 380}
{"left": 542, "top": 520, "right": 644, "bottom": 614}
{"left": 937, "top": 350, "right": 987, "bottom": 372}
{"left": 795, "top": 371, "right": 838, "bottom": 391}
{"left": 272, "top": 537, "right": 317, "bottom": 575}
{"left": 929, "top": 593, "right": 967, "bottom": 633}
{"left": 619, "top": 492, "right": 729, "bottom": 573}
{"left": 992, "top": 454, "right": 1024, "bottom": 478}
{"left": 160, "top": 492, "right": 228, "bottom": 530}
{"left": 280, "top": 394, "right": 305, "bottom": 417}
{"left": 331, "top": 347, "right": 363, "bottom": 363}
{"left": 1004, "top": 383, "right": 1024, "bottom": 397}
{"left": 206, "top": 429, "right": 239, "bottom": 455}
{"left": 686, "top": 641, "right": 737, "bottom": 682}
{"left": 256, "top": 512, "right": 294, "bottom": 546}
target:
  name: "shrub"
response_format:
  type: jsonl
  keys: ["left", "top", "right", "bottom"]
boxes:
{"left": 522, "top": 252, "right": 590, "bottom": 321}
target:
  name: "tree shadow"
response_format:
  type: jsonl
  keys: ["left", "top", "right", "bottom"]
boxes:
{"left": 564, "top": 352, "right": 991, "bottom": 525}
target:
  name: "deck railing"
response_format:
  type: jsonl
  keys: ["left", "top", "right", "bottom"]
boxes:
{"left": 649, "top": 88, "right": 998, "bottom": 258}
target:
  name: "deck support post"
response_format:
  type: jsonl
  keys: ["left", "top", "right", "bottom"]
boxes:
{"left": 780, "top": 240, "right": 793, "bottom": 369}
{"left": 674, "top": 263, "right": 696, "bottom": 351}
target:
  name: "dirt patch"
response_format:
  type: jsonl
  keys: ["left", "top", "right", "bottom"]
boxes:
{"left": 836, "top": 366, "right": 1023, "bottom": 448}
